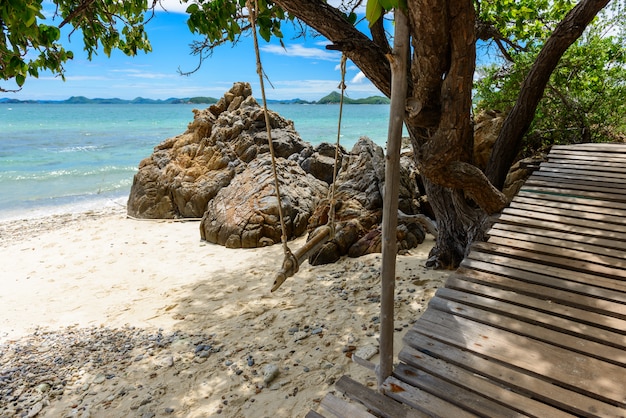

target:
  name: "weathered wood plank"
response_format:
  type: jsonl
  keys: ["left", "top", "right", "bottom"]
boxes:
{"left": 320, "top": 393, "right": 377, "bottom": 418}
{"left": 532, "top": 169, "right": 626, "bottom": 186}
{"left": 306, "top": 410, "right": 328, "bottom": 418}
{"left": 508, "top": 194, "right": 626, "bottom": 220}
{"left": 496, "top": 212, "right": 626, "bottom": 242}
{"left": 468, "top": 242, "right": 626, "bottom": 290}
{"left": 500, "top": 207, "right": 626, "bottom": 235}
{"left": 413, "top": 310, "right": 626, "bottom": 407}
{"left": 486, "top": 235, "right": 626, "bottom": 269}
{"left": 381, "top": 376, "right": 478, "bottom": 418}
{"left": 520, "top": 184, "right": 626, "bottom": 203}
{"left": 546, "top": 158, "right": 626, "bottom": 171}
{"left": 523, "top": 178, "right": 626, "bottom": 199}
{"left": 471, "top": 241, "right": 626, "bottom": 285}
{"left": 515, "top": 190, "right": 626, "bottom": 211}
{"left": 335, "top": 376, "right": 428, "bottom": 418}
{"left": 429, "top": 293, "right": 626, "bottom": 365}
{"left": 402, "top": 331, "right": 626, "bottom": 417}
{"left": 551, "top": 143, "right": 626, "bottom": 152}
{"left": 392, "top": 363, "right": 534, "bottom": 418}
{"left": 487, "top": 224, "right": 626, "bottom": 257}
{"left": 507, "top": 200, "right": 626, "bottom": 227}
{"left": 456, "top": 261, "right": 626, "bottom": 318}
{"left": 540, "top": 162, "right": 626, "bottom": 176}
{"left": 445, "top": 273, "right": 626, "bottom": 338}
{"left": 396, "top": 353, "right": 576, "bottom": 418}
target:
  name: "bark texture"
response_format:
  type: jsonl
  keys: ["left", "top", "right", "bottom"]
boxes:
{"left": 274, "top": 0, "right": 609, "bottom": 268}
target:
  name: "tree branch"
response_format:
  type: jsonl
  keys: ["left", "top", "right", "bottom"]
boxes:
{"left": 486, "top": 0, "right": 611, "bottom": 190}
{"left": 273, "top": 0, "right": 392, "bottom": 97}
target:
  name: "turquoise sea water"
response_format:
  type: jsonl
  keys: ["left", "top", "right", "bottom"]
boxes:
{"left": 0, "top": 103, "right": 392, "bottom": 220}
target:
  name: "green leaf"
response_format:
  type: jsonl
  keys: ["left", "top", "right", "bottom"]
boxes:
{"left": 16, "top": 73, "right": 25, "bottom": 87}
{"left": 365, "top": 0, "right": 382, "bottom": 26}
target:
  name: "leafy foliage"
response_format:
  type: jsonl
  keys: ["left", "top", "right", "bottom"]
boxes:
{"left": 475, "top": 4, "right": 626, "bottom": 156}
{"left": 1, "top": 0, "right": 153, "bottom": 91}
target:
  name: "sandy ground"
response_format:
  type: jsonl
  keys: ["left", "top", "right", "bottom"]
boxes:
{"left": 0, "top": 207, "right": 450, "bottom": 418}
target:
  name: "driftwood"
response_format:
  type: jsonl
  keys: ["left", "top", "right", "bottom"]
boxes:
{"left": 397, "top": 210, "right": 438, "bottom": 238}
{"left": 271, "top": 225, "right": 332, "bottom": 292}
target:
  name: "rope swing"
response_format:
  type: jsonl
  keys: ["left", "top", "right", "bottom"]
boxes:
{"left": 246, "top": 0, "right": 347, "bottom": 292}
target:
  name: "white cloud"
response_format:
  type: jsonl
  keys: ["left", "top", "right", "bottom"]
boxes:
{"left": 350, "top": 71, "right": 366, "bottom": 83}
{"left": 155, "top": 0, "right": 191, "bottom": 13}
{"left": 260, "top": 44, "right": 339, "bottom": 61}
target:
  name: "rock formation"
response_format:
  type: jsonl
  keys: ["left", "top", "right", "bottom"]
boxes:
{"left": 306, "top": 138, "right": 426, "bottom": 265}
{"left": 199, "top": 155, "right": 327, "bottom": 248}
{"left": 128, "top": 82, "right": 315, "bottom": 219}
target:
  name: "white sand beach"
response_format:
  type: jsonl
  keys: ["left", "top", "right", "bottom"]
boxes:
{"left": 0, "top": 207, "right": 450, "bottom": 417}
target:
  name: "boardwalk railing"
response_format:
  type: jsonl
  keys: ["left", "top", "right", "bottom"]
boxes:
{"left": 308, "top": 143, "right": 626, "bottom": 418}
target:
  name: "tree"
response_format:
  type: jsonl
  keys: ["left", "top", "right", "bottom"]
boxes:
{"left": 1, "top": 0, "right": 617, "bottom": 268}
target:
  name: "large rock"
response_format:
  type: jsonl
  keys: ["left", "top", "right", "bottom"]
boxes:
{"left": 200, "top": 156, "right": 327, "bottom": 248}
{"left": 306, "top": 137, "right": 426, "bottom": 265}
{"left": 127, "top": 82, "right": 314, "bottom": 219}
{"left": 473, "top": 110, "right": 505, "bottom": 171}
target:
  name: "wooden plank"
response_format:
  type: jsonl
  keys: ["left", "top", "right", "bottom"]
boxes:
{"left": 402, "top": 331, "right": 626, "bottom": 417}
{"left": 524, "top": 178, "right": 626, "bottom": 199}
{"left": 496, "top": 212, "right": 626, "bottom": 242}
{"left": 487, "top": 224, "right": 626, "bottom": 256}
{"left": 335, "top": 376, "right": 428, "bottom": 418}
{"left": 457, "top": 260, "right": 626, "bottom": 317}
{"left": 320, "top": 393, "right": 377, "bottom": 418}
{"left": 306, "top": 411, "right": 328, "bottom": 418}
{"left": 551, "top": 143, "right": 626, "bottom": 153}
{"left": 429, "top": 293, "right": 626, "bottom": 366}
{"left": 392, "top": 363, "right": 534, "bottom": 418}
{"left": 461, "top": 251, "right": 626, "bottom": 304}
{"left": 548, "top": 149, "right": 626, "bottom": 161}
{"left": 533, "top": 169, "right": 626, "bottom": 186}
{"left": 446, "top": 273, "right": 626, "bottom": 338}
{"left": 396, "top": 352, "right": 576, "bottom": 418}
{"left": 509, "top": 195, "right": 626, "bottom": 220}
{"left": 471, "top": 241, "right": 626, "bottom": 286}
{"left": 546, "top": 158, "right": 626, "bottom": 171}
{"left": 520, "top": 184, "right": 626, "bottom": 203}
{"left": 381, "top": 376, "right": 479, "bottom": 418}
{"left": 413, "top": 309, "right": 626, "bottom": 407}
{"left": 500, "top": 207, "right": 626, "bottom": 235}
{"left": 508, "top": 200, "right": 626, "bottom": 227}
{"left": 515, "top": 190, "right": 626, "bottom": 212}
{"left": 541, "top": 161, "right": 626, "bottom": 176}
{"left": 486, "top": 235, "right": 626, "bottom": 269}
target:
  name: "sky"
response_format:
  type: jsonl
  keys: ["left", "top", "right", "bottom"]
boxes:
{"left": 6, "top": 1, "right": 382, "bottom": 101}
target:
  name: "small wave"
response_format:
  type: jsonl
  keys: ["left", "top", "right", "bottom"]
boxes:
{"left": 56, "top": 145, "right": 100, "bottom": 153}
{"left": 1, "top": 166, "right": 137, "bottom": 181}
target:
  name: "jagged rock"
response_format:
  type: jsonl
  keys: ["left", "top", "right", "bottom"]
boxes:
{"left": 127, "top": 82, "right": 314, "bottom": 219}
{"left": 503, "top": 156, "right": 545, "bottom": 201}
{"left": 200, "top": 156, "right": 327, "bottom": 248}
{"left": 473, "top": 110, "right": 505, "bottom": 171}
{"left": 307, "top": 137, "right": 426, "bottom": 265}
{"left": 299, "top": 142, "right": 346, "bottom": 184}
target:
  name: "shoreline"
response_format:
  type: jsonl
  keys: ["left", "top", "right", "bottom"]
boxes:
{"left": 0, "top": 207, "right": 450, "bottom": 417}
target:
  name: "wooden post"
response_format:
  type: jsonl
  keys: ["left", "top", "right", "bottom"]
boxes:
{"left": 378, "top": 7, "right": 410, "bottom": 389}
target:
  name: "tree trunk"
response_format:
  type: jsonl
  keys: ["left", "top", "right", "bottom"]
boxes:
{"left": 273, "top": 0, "right": 609, "bottom": 269}
{"left": 485, "top": 0, "right": 611, "bottom": 189}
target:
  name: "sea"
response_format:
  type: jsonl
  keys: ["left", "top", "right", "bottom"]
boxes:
{"left": 0, "top": 103, "right": 393, "bottom": 221}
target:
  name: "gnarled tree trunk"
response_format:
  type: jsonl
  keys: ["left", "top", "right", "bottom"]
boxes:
{"left": 274, "top": 0, "right": 610, "bottom": 268}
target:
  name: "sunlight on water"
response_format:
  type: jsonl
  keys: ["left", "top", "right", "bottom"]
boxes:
{"left": 0, "top": 103, "right": 392, "bottom": 219}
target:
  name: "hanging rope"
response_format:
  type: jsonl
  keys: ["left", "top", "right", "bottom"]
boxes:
{"left": 328, "top": 54, "right": 347, "bottom": 240}
{"left": 248, "top": 0, "right": 294, "bottom": 264}
{"left": 247, "top": 1, "right": 345, "bottom": 292}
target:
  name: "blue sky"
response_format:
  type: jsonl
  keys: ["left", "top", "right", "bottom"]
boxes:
{"left": 7, "top": 1, "right": 381, "bottom": 101}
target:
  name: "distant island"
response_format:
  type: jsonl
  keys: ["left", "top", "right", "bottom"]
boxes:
{"left": 0, "top": 92, "right": 390, "bottom": 105}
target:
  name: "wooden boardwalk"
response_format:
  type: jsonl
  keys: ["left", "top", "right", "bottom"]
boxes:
{"left": 308, "top": 143, "right": 626, "bottom": 418}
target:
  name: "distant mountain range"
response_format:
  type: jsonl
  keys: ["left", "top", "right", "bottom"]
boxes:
{"left": 0, "top": 92, "right": 390, "bottom": 105}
